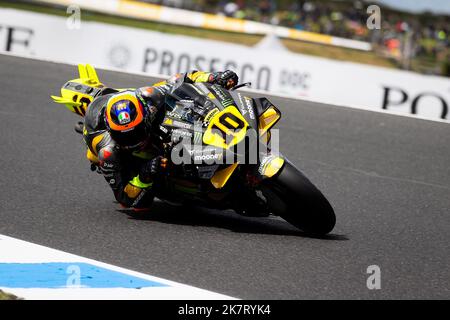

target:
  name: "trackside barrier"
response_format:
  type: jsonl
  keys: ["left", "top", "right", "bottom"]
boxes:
{"left": 30, "top": 0, "right": 372, "bottom": 51}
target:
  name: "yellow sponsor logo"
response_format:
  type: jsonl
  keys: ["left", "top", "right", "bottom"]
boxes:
{"left": 203, "top": 108, "right": 219, "bottom": 124}
{"left": 116, "top": 102, "right": 128, "bottom": 111}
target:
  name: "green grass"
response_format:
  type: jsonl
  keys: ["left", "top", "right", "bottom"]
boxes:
{"left": 0, "top": 0, "right": 396, "bottom": 69}
{"left": 0, "top": 289, "right": 21, "bottom": 300}
{"left": 282, "top": 38, "right": 397, "bottom": 68}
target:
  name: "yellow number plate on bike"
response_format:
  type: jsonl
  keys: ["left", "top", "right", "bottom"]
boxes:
{"left": 203, "top": 106, "right": 248, "bottom": 149}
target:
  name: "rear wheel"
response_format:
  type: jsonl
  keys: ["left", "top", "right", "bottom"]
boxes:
{"left": 260, "top": 161, "right": 336, "bottom": 235}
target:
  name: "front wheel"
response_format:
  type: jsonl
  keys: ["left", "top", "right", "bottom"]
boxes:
{"left": 260, "top": 161, "right": 336, "bottom": 235}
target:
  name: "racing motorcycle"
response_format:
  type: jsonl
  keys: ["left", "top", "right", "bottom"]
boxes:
{"left": 52, "top": 65, "right": 336, "bottom": 235}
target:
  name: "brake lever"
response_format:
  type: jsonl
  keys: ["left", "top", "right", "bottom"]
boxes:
{"left": 230, "top": 82, "right": 252, "bottom": 91}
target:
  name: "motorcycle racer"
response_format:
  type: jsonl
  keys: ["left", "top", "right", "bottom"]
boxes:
{"left": 81, "top": 70, "right": 238, "bottom": 211}
{"left": 52, "top": 64, "right": 335, "bottom": 235}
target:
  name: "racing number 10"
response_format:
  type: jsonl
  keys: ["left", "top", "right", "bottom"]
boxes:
{"left": 204, "top": 106, "right": 248, "bottom": 149}
{"left": 211, "top": 112, "right": 246, "bottom": 138}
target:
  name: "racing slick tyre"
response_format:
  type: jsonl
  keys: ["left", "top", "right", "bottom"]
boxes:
{"left": 261, "top": 161, "right": 336, "bottom": 235}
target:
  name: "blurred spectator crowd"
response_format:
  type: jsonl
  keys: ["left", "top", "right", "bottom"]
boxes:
{"left": 141, "top": 0, "right": 449, "bottom": 75}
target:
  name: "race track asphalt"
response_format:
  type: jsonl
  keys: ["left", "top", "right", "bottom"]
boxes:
{"left": 0, "top": 54, "right": 449, "bottom": 299}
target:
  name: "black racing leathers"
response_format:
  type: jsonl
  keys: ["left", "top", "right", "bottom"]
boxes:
{"left": 83, "top": 71, "right": 228, "bottom": 209}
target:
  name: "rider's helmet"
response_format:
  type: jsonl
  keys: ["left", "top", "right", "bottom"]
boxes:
{"left": 105, "top": 91, "right": 149, "bottom": 151}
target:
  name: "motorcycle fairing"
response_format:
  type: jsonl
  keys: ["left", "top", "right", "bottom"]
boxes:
{"left": 210, "top": 162, "right": 239, "bottom": 189}
{"left": 51, "top": 64, "right": 104, "bottom": 116}
{"left": 51, "top": 64, "right": 133, "bottom": 117}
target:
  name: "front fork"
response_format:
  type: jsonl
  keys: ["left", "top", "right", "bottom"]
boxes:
{"left": 235, "top": 152, "right": 285, "bottom": 216}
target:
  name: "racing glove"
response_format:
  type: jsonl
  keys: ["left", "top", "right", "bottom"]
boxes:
{"left": 139, "top": 156, "right": 167, "bottom": 183}
{"left": 210, "top": 70, "right": 239, "bottom": 89}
